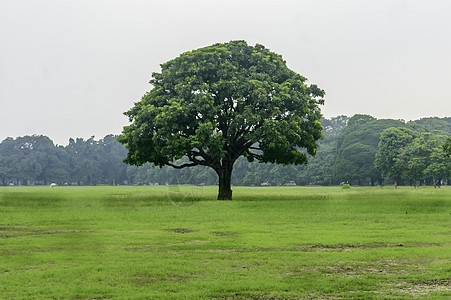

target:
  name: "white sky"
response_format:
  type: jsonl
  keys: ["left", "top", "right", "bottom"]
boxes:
{"left": 1, "top": 0, "right": 450, "bottom": 145}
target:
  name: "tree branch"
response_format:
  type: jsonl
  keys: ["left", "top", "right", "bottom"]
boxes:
{"left": 246, "top": 150, "right": 264, "bottom": 161}
{"left": 191, "top": 149, "right": 207, "bottom": 160}
{"left": 166, "top": 162, "right": 198, "bottom": 169}
{"left": 191, "top": 149, "right": 215, "bottom": 166}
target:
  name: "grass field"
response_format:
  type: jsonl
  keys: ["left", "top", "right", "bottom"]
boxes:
{"left": 0, "top": 185, "right": 450, "bottom": 299}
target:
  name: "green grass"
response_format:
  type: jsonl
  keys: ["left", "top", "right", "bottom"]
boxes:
{"left": 1, "top": 185, "right": 450, "bottom": 299}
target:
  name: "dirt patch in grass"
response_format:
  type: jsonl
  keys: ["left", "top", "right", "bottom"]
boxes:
{"left": 219, "top": 295, "right": 340, "bottom": 300}
{"left": 1, "top": 226, "right": 171, "bottom": 239}
{"left": 294, "top": 259, "right": 425, "bottom": 278}
{"left": 391, "top": 279, "right": 451, "bottom": 296}
{"left": 300, "top": 242, "right": 446, "bottom": 252}
{"left": 231, "top": 262, "right": 262, "bottom": 271}
{"left": 182, "top": 239, "right": 211, "bottom": 245}
{"left": 165, "top": 228, "right": 198, "bottom": 234}
{"left": 0, "top": 225, "right": 98, "bottom": 238}
{"left": 212, "top": 232, "right": 239, "bottom": 238}
{"left": 293, "top": 242, "right": 448, "bottom": 252}
{"left": 186, "top": 242, "right": 449, "bottom": 254}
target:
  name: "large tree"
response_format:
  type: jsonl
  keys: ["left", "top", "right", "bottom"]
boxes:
{"left": 118, "top": 41, "right": 324, "bottom": 199}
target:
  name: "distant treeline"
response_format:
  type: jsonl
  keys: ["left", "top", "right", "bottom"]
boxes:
{"left": 1, "top": 115, "right": 450, "bottom": 186}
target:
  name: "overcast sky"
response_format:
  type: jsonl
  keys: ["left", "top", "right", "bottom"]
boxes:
{"left": 1, "top": 0, "right": 450, "bottom": 145}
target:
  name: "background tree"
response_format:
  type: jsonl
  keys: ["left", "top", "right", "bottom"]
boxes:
{"left": 0, "top": 137, "right": 27, "bottom": 185}
{"left": 321, "top": 115, "right": 349, "bottom": 136}
{"left": 410, "top": 117, "right": 451, "bottom": 134}
{"left": 66, "top": 137, "right": 103, "bottom": 185}
{"left": 30, "top": 136, "right": 69, "bottom": 184}
{"left": 333, "top": 115, "right": 405, "bottom": 185}
{"left": 1, "top": 116, "right": 448, "bottom": 187}
{"left": 295, "top": 115, "right": 349, "bottom": 185}
{"left": 98, "top": 135, "right": 128, "bottom": 185}
{"left": 0, "top": 135, "right": 69, "bottom": 185}
{"left": 118, "top": 41, "right": 324, "bottom": 199}
{"left": 444, "top": 138, "right": 451, "bottom": 157}
{"left": 375, "top": 127, "right": 418, "bottom": 188}
{"left": 396, "top": 134, "right": 430, "bottom": 187}
{"left": 425, "top": 143, "right": 451, "bottom": 187}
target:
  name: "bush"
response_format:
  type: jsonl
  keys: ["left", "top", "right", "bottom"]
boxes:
{"left": 342, "top": 184, "right": 351, "bottom": 189}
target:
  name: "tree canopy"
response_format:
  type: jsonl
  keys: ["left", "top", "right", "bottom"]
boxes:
{"left": 332, "top": 115, "right": 406, "bottom": 185}
{"left": 375, "top": 127, "right": 418, "bottom": 187}
{"left": 118, "top": 41, "right": 325, "bottom": 199}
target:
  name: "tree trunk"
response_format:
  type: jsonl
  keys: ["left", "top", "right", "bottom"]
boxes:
{"left": 217, "top": 167, "right": 233, "bottom": 200}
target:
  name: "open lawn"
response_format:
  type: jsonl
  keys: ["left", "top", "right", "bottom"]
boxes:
{"left": 0, "top": 185, "right": 450, "bottom": 299}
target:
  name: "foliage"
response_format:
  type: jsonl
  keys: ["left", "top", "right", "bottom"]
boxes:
{"left": 0, "top": 135, "right": 69, "bottom": 185}
{"left": 375, "top": 127, "right": 418, "bottom": 187}
{"left": 118, "top": 41, "right": 324, "bottom": 199}
{"left": 0, "top": 115, "right": 449, "bottom": 187}
{"left": 333, "top": 116, "right": 406, "bottom": 185}
{"left": 321, "top": 115, "right": 349, "bottom": 137}
{"left": 410, "top": 117, "right": 451, "bottom": 135}
{"left": 0, "top": 135, "right": 127, "bottom": 186}
{"left": 444, "top": 138, "right": 451, "bottom": 157}
{"left": 375, "top": 129, "right": 450, "bottom": 187}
